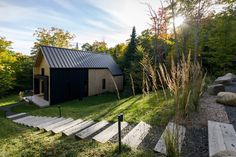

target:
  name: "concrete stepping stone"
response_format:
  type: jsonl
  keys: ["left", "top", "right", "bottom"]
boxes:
{"left": 93, "top": 122, "right": 128, "bottom": 143}
{"left": 44, "top": 118, "right": 74, "bottom": 131}
{"left": 7, "top": 113, "right": 27, "bottom": 119}
{"left": 13, "top": 116, "right": 36, "bottom": 124}
{"left": 63, "top": 120, "right": 95, "bottom": 136}
{"left": 75, "top": 121, "right": 109, "bottom": 139}
{"left": 52, "top": 119, "right": 83, "bottom": 134}
{"left": 122, "top": 121, "right": 151, "bottom": 149}
{"left": 208, "top": 120, "right": 236, "bottom": 157}
{"left": 29, "top": 117, "right": 55, "bottom": 127}
{"left": 37, "top": 117, "right": 65, "bottom": 129}
{"left": 154, "top": 122, "right": 186, "bottom": 154}
{"left": 31, "top": 117, "right": 58, "bottom": 128}
{"left": 23, "top": 117, "right": 46, "bottom": 126}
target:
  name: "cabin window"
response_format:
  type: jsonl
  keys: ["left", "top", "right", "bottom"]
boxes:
{"left": 41, "top": 68, "right": 45, "bottom": 76}
{"left": 102, "top": 79, "right": 106, "bottom": 89}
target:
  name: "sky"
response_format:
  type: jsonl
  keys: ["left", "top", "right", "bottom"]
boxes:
{"left": 0, "top": 0, "right": 162, "bottom": 55}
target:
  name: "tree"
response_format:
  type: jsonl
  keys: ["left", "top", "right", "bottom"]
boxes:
{"left": 81, "top": 43, "right": 92, "bottom": 51}
{"left": 147, "top": 2, "right": 169, "bottom": 64}
{"left": 91, "top": 41, "right": 108, "bottom": 53}
{"left": 201, "top": 9, "right": 236, "bottom": 76}
{"left": 31, "top": 27, "right": 75, "bottom": 55}
{"left": 13, "top": 54, "right": 33, "bottom": 91}
{"left": 0, "top": 37, "right": 16, "bottom": 96}
{"left": 123, "top": 27, "right": 138, "bottom": 69}
{"left": 178, "top": 0, "right": 213, "bottom": 62}
{"left": 122, "top": 27, "right": 144, "bottom": 94}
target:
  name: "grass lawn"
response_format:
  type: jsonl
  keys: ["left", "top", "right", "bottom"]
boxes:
{"left": 12, "top": 92, "right": 174, "bottom": 126}
{"left": 0, "top": 95, "right": 20, "bottom": 107}
{"left": 0, "top": 115, "right": 155, "bottom": 157}
{"left": 1, "top": 92, "right": 174, "bottom": 156}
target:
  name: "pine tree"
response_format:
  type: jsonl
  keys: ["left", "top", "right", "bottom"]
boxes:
{"left": 124, "top": 26, "right": 137, "bottom": 70}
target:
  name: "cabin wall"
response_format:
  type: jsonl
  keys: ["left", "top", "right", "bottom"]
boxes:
{"left": 88, "top": 69, "right": 123, "bottom": 96}
{"left": 50, "top": 68, "right": 88, "bottom": 105}
{"left": 33, "top": 54, "right": 50, "bottom": 102}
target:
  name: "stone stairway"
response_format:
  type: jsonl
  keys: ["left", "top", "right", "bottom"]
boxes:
{"left": 7, "top": 113, "right": 236, "bottom": 156}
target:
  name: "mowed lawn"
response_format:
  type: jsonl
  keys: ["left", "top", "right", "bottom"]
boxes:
{"left": 12, "top": 92, "right": 174, "bottom": 126}
{"left": 0, "top": 92, "right": 174, "bottom": 156}
{"left": 0, "top": 94, "right": 20, "bottom": 107}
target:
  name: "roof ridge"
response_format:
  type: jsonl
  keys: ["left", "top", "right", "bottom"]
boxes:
{"left": 40, "top": 45, "right": 109, "bottom": 56}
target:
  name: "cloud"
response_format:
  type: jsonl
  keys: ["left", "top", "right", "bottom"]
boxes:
{"left": 0, "top": 0, "right": 162, "bottom": 55}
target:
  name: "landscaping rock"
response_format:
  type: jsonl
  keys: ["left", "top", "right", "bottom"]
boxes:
{"left": 208, "top": 84, "right": 225, "bottom": 95}
{"left": 225, "top": 73, "right": 236, "bottom": 81}
{"left": 214, "top": 76, "right": 232, "bottom": 85}
{"left": 214, "top": 73, "right": 236, "bottom": 85}
{"left": 212, "top": 151, "right": 236, "bottom": 157}
{"left": 216, "top": 92, "right": 236, "bottom": 106}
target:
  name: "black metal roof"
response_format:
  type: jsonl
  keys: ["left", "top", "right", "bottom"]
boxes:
{"left": 40, "top": 45, "right": 122, "bottom": 75}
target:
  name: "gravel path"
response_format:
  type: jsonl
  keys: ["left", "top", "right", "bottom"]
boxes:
{"left": 182, "top": 126, "right": 208, "bottom": 157}
{"left": 0, "top": 103, "right": 20, "bottom": 116}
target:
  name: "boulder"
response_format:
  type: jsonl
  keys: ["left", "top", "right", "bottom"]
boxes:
{"left": 212, "top": 151, "right": 236, "bottom": 157}
{"left": 214, "top": 76, "right": 232, "bottom": 85}
{"left": 225, "top": 73, "right": 236, "bottom": 81}
{"left": 216, "top": 92, "right": 236, "bottom": 106}
{"left": 208, "top": 84, "right": 225, "bottom": 95}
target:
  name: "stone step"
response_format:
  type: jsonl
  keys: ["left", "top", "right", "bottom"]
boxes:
{"left": 13, "top": 116, "right": 36, "bottom": 124}
{"left": 122, "top": 121, "right": 151, "bottom": 149}
{"left": 29, "top": 117, "right": 55, "bottom": 127}
{"left": 153, "top": 122, "right": 186, "bottom": 154}
{"left": 44, "top": 118, "right": 74, "bottom": 131}
{"left": 75, "top": 121, "right": 109, "bottom": 139}
{"left": 93, "top": 122, "right": 128, "bottom": 143}
{"left": 52, "top": 119, "right": 83, "bottom": 134}
{"left": 208, "top": 120, "right": 236, "bottom": 157}
{"left": 23, "top": 117, "right": 46, "bottom": 126}
{"left": 37, "top": 117, "right": 65, "bottom": 129}
{"left": 7, "top": 113, "right": 27, "bottom": 119}
{"left": 63, "top": 120, "right": 95, "bottom": 136}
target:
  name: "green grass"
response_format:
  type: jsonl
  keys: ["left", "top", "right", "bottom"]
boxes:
{"left": 1, "top": 92, "right": 174, "bottom": 156}
{"left": 12, "top": 92, "right": 174, "bottom": 126}
{"left": 0, "top": 117, "right": 156, "bottom": 157}
{"left": 0, "top": 95, "right": 20, "bottom": 107}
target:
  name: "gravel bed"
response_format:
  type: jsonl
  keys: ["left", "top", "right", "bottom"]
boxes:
{"left": 139, "top": 125, "right": 165, "bottom": 150}
{"left": 225, "top": 105, "right": 236, "bottom": 130}
{"left": 182, "top": 126, "right": 208, "bottom": 157}
{"left": 109, "top": 123, "right": 137, "bottom": 143}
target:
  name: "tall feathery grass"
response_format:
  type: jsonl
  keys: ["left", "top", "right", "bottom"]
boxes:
{"left": 159, "top": 53, "right": 206, "bottom": 118}
{"left": 141, "top": 53, "right": 206, "bottom": 157}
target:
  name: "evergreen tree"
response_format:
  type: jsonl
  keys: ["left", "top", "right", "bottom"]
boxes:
{"left": 123, "top": 26, "right": 137, "bottom": 70}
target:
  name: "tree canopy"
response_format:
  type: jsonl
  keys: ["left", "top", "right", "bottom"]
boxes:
{"left": 31, "top": 27, "right": 75, "bottom": 55}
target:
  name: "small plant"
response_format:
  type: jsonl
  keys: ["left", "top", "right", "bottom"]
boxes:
{"left": 164, "top": 127, "right": 181, "bottom": 157}
{"left": 18, "top": 91, "right": 25, "bottom": 101}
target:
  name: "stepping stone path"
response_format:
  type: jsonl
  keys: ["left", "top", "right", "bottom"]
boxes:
{"left": 93, "top": 122, "right": 128, "bottom": 143}
{"left": 75, "top": 120, "right": 109, "bottom": 139}
{"left": 52, "top": 119, "right": 83, "bottom": 134}
{"left": 37, "top": 117, "right": 65, "bottom": 129}
{"left": 7, "top": 112, "right": 27, "bottom": 119}
{"left": 154, "top": 122, "right": 186, "bottom": 154}
{"left": 122, "top": 121, "right": 151, "bottom": 149}
{"left": 7, "top": 112, "right": 236, "bottom": 155}
{"left": 63, "top": 120, "right": 95, "bottom": 136}
{"left": 44, "top": 118, "right": 74, "bottom": 131}
{"left": 208, "top": 120, "right": 236, "bottom": 157}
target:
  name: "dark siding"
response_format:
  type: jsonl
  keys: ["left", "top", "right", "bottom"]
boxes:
{"left": 50, "top": 68, "right": 88, "bottom": 105}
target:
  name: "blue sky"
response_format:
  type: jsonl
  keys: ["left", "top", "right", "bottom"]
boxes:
{"left": 0, "top": 0, "right": 160, "bottom": 55}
